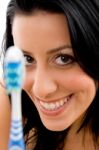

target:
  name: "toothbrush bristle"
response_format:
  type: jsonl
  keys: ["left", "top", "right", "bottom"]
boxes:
{"left": 4, "top": 46, "right": 25, "bottom": 93}
{"left": 4, "top": 61, "right": 23, "bottom": 92}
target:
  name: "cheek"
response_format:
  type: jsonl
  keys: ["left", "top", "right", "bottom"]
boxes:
{"left": 23, "top": 72, "right": 33, "bottom": 92}
{"left": 57, "top": 70, "right": 96, "bottom": 93}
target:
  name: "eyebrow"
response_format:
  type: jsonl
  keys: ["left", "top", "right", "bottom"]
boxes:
{"left": 47, "top": 44, "right": 72, "bottom": 54}
{"left": 22, "top": 44, "right": 72, "bottom": 55}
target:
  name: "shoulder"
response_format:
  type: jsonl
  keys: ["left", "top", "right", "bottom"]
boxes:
{"left": 0, "top": 77, "right": 11, "bottom": 150}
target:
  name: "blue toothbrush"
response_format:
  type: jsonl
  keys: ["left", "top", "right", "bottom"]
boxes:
{"left": 4, "top": 46, "right": 25, "bottom": 150}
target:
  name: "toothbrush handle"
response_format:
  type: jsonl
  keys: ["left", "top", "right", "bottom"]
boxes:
{"left": 8, "top": 120, "right": 25, "bottom": 150}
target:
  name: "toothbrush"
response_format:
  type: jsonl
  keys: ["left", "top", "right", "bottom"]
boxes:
{"left": 4, "top": 46, "right": 25, "bottom": 150}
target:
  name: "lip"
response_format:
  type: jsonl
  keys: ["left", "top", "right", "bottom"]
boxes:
{"left": 35, "top": 94, "right": 72, "bottom": 103}
{"left": 35, "top": 94, "right": 73, "bottom": 116}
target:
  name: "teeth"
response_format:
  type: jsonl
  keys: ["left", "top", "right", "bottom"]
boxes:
{"left": 50, "top": 103, "right": 56, "bottom": 110}
{"left": 56, "top": 102, "right": 60, "bottom": 108}
{"left": 40, "top": 97, "right": 68, "bottom": 111}
{"left": 60, "top": 100, "right": 64, "bottom": 106}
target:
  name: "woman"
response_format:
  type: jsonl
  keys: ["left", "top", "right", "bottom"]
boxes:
{"left": 0, "top": 0, "right": 99, "bottom": 149}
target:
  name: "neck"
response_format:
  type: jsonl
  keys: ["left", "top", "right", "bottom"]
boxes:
{"left": 64, "top": 126, "right": 96, "bottom": 150}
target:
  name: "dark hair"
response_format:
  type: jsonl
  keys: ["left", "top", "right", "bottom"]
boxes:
{"left": 3, "top": 0, "right": 99, "bottom": 149}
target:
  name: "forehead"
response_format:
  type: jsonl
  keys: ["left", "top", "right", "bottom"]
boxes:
{"left": 12, "top": 11, "right": 71, "bottom": 53}
{"left": 12, "top": 11, "right": 69, "bottom": 31}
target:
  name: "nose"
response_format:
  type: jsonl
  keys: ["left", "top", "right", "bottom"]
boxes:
{"left": 31, "top": 68, "right": 57, "bottom": 99}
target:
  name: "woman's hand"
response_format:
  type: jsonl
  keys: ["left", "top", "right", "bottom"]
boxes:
{"left": 0, "top": 79, "right": 11, "bottom": 150}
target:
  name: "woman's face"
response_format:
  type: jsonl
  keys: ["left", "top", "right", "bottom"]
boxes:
{"left": 12, "top": 11, "right": 96, "bottom": 131}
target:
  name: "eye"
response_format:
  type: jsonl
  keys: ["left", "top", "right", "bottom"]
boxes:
{"left": 24, "top": 54, "right": 35, "bottom": 66}
{"left": 54, "top": 54, "right": 75, "bottom": 66}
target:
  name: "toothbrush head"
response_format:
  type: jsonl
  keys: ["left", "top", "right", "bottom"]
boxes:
{"left": 4, "top": 46, "right": 25, "bottom": 94}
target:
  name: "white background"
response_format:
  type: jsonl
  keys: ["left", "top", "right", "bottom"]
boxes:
{"left": 0, "top": 0, "right": 10, "bottom": 77}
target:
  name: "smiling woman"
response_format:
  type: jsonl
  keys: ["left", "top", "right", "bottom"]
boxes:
{"left": 0, "top": 0, "right": 99, "bottom": 150}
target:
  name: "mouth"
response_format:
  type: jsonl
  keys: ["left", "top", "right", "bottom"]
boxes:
{"left": 38, "top": 94, "right": 73, "bottom": 112}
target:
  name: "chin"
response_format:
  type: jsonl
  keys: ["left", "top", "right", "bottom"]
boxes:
{"left": 42, "top": 121, "right": 69, "bottom": 132}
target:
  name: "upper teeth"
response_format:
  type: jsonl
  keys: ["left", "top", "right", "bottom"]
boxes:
{"left": 39, "top": 97, "right": 68, "bottom": 111}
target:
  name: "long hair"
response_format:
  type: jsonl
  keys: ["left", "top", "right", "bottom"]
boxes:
{"left": 2, "top": 0, "right": 99, "bottom": 149}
